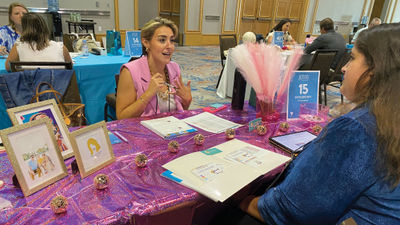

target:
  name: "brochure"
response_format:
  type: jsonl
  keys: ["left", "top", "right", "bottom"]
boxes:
{"left": 140, "top": 116, "right": 197, "bottom": 139}
{"left": 162, "top": 139, "right": 291, "bottom": 202}
{"left": 183, "top": 112, "right": 241, "bottom": 133}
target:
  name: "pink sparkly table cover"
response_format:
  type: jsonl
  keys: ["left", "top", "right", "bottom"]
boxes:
{"left": 0, "top": 105, "right": 328, "bottom": 224}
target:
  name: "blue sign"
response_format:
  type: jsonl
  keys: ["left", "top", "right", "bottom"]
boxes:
{"left": 287, "top": 71, "right": 320, "bottom": 119}
{"left": 124, "top": 31, "right": 142, "bottom": 57}
{"left": 273, "top": 31, "right": 284, "bottom": 48}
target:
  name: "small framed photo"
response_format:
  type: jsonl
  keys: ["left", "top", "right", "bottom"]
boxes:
{"left": 0, "top": 118, "right": 68, "bottom": 197}
{"left": 7, "top": 99, "right": 74, "bottom": 159}
{"left": 70, "top": 121, "right": 115, "bottom": 178}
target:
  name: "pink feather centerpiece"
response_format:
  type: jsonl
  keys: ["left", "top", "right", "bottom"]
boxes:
{"left": 231, "top": 43, "right": 303, "bottom": 122}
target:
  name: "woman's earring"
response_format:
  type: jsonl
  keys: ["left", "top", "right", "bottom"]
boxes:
{"left": 146, "top": 47, "right": 149, "bottom": 52}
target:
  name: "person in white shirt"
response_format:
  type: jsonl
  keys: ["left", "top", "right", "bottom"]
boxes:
{"left": 5, "top": 13, "right": 72, "bottom": 71}
{"left": 351, "top": 17, "right": 381, "bottom": 44}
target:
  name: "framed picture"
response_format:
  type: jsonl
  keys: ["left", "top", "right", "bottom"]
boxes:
{"left": 0, "top": 118, "right": 68, "bottom": 197}
{"left": 7, "top": 99, "right": 74, "bottom": 159}
{"left": 70, "top": 121, "right": 115, "bottom": 178}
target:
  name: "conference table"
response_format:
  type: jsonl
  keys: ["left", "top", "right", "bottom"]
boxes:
{"left": 0, "top": 105, "right": 328, "bottom": 224}
{"left": 0, "top": 53, "right": 129, "bottom": 129}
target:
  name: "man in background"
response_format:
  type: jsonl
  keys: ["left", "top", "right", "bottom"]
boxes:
{"left": 304, "top": 18, "right": 346, "bottom": 70}
{"left": 351, "top": 17, "right": 382, "bottom": 43}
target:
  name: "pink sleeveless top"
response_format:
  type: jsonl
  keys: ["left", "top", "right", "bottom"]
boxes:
{"left": 121, "top": 56, "right": 184, "bottom": 117}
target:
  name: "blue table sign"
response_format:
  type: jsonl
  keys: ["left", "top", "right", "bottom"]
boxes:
{"left": 287, "top": 71, "right": 320, "bottom": 119}
{"left": 124, "top": 31, "right": 142, "bottom": 57}
{"left": 273, "top": 31, "right": 284, "bottom": 48}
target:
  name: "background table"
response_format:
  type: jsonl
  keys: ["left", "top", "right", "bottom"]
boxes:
{"left": 0, "top": 106, "right": 325, "bottom": 224}
{"left": 0, "top": 54, "right": 129, "bottom": 129}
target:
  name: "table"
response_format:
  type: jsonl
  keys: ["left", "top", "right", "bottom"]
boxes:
{"left": 216, "top": 49, "right": 252, "bottom": 100}
{"left": 0, "top": 106, "right": 325, "bottom": 224}
{"left": 0, "top": 54, "right": 129, "bottom": 129}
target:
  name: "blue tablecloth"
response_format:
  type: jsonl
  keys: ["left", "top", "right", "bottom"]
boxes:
{"left": 0, "top": 54, "right": 129, "bottom": 129}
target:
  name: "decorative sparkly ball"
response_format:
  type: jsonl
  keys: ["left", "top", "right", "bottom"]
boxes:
{"left": 256, "top": 125, "right": 267, "bottom": 136}
{"left": 279, "top": 122, "right": 290, "bottom": 132}
{"left": 312, "top": 124, "right": 323, "bottom": 135}
{"left": 135, "top": 153, "right": 148, "bottom": 167}
{"left": 0, "top": 180, "right": 4, "bottom": 189}
{"left": 225, "top": 128, "right": 235, "bottom": 139}
{"left": 94, "top": 174, "right": 109, "bottom": 190}
{"left": 168, "top": 140, "right": 180, "bottom": 153}
{"left": 194, "top": 134, "right": 205, "bottom": 146}
{"left": 50, "top": 195, "right": 68, "bottom": 214}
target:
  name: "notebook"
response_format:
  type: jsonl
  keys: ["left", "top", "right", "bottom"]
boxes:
{"left": 140, "top": 116, "right": 197, "bottom": 139}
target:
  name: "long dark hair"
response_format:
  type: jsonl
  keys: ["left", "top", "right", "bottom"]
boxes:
{"left": 270, "top": 18, "right": 292, "bottom": 32}
{"left": 20, "top": 13, "right": 50, "bottom": 51}
{"left": 353, "top": 23, "right": 400, "bottom": 187}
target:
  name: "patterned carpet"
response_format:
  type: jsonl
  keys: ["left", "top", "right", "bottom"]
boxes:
{"left": 172, "top": 45, "right": 345, "bottom": 114}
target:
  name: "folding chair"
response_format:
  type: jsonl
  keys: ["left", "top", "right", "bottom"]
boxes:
{"left": 216, "top": 34, "right": 237, "bottom": 89}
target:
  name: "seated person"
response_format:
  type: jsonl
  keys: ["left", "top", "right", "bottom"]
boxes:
{"left": 266, "top": 19, "right": 296, "bottom": 46}
{"left": 0, "top": 3, "right": 28, "bottom": 55}
{"left": 351, "top": 17, "right": 381, "bottom": 43}
{"left": 116, "top": 17, "right": 192, "bottom": 119}
{"left": 242, "top": 31, "right": 256, "bottom": 44}
{"left": 304, "top": 18, "right": 346, "bottom": 70}
{"left": 5, "top": 13, "right": 72, "bottom": 71}
{"left": 234, "top": 23, "right": 400, "bottom": 225}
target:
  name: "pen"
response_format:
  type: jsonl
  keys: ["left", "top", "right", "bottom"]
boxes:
{"left": 114, "top": 131, "right": 128, "bottom": 143}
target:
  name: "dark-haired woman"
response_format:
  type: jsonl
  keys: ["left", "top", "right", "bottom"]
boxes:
{"left": 116, "top": 17, "right": 192, "bottom": 119}
{"left": 5, "top": 13, "right": 72, "bottom": 71}
{"left": 266, "top": 18, "right": 296, "bottom": 45}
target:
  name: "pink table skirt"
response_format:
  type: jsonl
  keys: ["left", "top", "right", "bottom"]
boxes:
{"left": 0, "top": 105, "right": 327, "bottom": 224}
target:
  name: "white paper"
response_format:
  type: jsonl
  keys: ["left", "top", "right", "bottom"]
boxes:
{"left": 162, "top": 139, "right": 291, "bottom": 202}
{"left": 141, "top": 116, "right": 196, "bottom": 139}
{"left": 183, "top": 112, "right": 241, "bottom": 133}
{"left": 0, "top": 196, "right": 12, "bottom": 210}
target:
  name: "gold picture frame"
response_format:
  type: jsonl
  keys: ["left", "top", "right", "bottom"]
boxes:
{"left": 70, "top": 121, "right": 115, "bottom": 178}
{"left": 7, "top": 99, "right": 74, "bottom": 159}
{"left": 0, "top": 118, "right": 68, "bottom": 197}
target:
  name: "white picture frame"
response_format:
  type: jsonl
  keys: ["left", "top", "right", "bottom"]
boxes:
{"left": 69, "top": 121, "right": 115, "bottom": 178}
{"left": 0, "top": 118, "right": 68, "bottom": 197}
{"left": 7, "top": 99, "right": 74, "bottom": 159}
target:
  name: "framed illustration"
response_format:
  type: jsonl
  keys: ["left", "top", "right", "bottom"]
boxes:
{"left": 70, "top": 121, "right": 115, "bottom": 178}
{"left": 0, "top": 118, "right": 68, "bottom": 197}
{"left": 7, "top": 99, "right": 74, "bottom": 159}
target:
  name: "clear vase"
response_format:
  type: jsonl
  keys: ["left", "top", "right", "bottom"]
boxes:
{"left": 256, "top": 98, "right": 281, "bottom": 123}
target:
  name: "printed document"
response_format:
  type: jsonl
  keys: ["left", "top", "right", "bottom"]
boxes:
{"left": 183, "top": 112, "right": 241, "bottom": 133}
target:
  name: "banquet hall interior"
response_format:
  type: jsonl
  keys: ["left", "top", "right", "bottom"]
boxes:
{"left": 0, "top": 0, "right": 400, "bottom": 224}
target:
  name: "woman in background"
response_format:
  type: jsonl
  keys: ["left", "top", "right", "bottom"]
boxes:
{"left": 116, "top": 17, "right": 192, "bottom": 118}
{"left": 0, "top": 2, "right": 28, "bottom": 55}
{"left": 266, "top": 18, "right": 296, "bottom": 45}
{"left": 5, "top": 13, "right": 72, "bottom": 71}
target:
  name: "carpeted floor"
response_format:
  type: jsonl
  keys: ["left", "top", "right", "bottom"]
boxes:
{"left": 172, "top": 45, "right": 346, "bottom": 114}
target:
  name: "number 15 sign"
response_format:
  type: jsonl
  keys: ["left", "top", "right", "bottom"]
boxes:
{"left": 287, "top": 71, "right": 320, "bottom": 119}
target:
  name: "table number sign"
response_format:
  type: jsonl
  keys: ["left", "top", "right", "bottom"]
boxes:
{"left": 287, "top": 71, "right": 320, "bottom": 119}
{"left": 273, "top": 31, "right": 284, "bottom": 48}
{"left": 124, "top": 31, "right": 142, "bottom": 57}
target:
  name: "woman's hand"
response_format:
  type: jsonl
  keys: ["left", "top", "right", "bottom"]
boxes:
{"left": 0, "top": 46, "right": 8, "bottom": 56}
{"left": 147, "top": 73, "right": 167, "bottom": 96}
{"left": 173, "top": 75, "right": 192, "bottom": 109}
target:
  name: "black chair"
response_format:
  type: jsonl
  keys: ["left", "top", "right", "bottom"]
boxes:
{"left": 216, "top": 34, "right": 237, "bottom": 89}
{"left": 104, "top": 74, "right": 119, "bottom": 121}
{"left": 327, "top": 50, "right": 351, "bottom": 103}
{"left": 10, "top": 61, "right": 73, "bottom": 72}
{"left": 301, "top": 49, "right": 338, "bottom": 105}
{"left": 104, "top": 57, "right": 140, "bottom": 121}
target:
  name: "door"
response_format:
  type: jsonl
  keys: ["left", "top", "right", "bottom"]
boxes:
{"left": 159, "top": 0, "right": 180, "bottom": 29}
{"left": 240, "top": 0, "right": 275, "bottom": 38}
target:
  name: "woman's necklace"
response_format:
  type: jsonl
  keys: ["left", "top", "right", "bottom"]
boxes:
{"left": 157, "top": 68, "right": 170, "bottom": 101}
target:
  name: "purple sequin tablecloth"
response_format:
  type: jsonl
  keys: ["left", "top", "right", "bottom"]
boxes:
{"left": 0, "top": 106, "right": 326, "bottom": 224}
